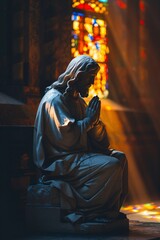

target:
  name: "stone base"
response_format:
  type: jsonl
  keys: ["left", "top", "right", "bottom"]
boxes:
{"left": 26, "top": 205, "right": 129, "bottom": 234}
{"left": 26, "top": 184, "right": 129, "bottom": 235}
{"left": 79, "top": 218, "right": 129, "bottom": 234}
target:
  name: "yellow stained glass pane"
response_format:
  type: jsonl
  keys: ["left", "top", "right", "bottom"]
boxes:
{"left": 95, "top": 6, "right": 100, "bottom": 12}
{"left": 100, "top": 27, "right": 106, "bottom": 36}
{"left": 83, "top": 46, "right": 88, "bottom": 51}
{"left": 72, "top": 2, "right": 80, "bottom": 8}
{"left": 106, "top": 46, "right": 109, "bottom": 54}
{"left": 96, "top": 19, "right": 105, "bottom": 26}
{"left": 84, "top": 35, "right": 90, "bottom": 42}
{"left": 84, "top": 23, "right": 92, "bottom": 33}
{"left": 71, "top": 48, "right": 76, "bottom": 54}
{"left": 73, "top": 21, "right": 79, "bottom": 30}
{"left": 91, "top": 3, "right": 96, "bottom": 9}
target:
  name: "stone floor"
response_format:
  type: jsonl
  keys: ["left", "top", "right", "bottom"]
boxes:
{"left": 17, "top": 220, "right": 160, "bottom": 240}
{"left": 15, "top": 204, "right": 160, "bottom": 240}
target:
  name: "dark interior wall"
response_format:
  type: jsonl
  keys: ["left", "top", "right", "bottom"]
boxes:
{"left": 28, "top": 0, "right": 72, "bottom": 97}
{"left": 0, "top": 0, "right": 11, "bottom": 86}
{"left": 0, "top": 0, "right": 29, "bottom": 101}
{"left": 0, "top": 126, "right": 36, "bottom": 238}
{"left": 146, "top": 0, "right": 160, "bottom": 102}
{"left": 0, "top": 0, "right": 72, "bottom": 102}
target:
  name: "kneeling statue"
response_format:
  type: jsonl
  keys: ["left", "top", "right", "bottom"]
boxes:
{"left": 33, "top": 55, "right": 128, "bottom": 225}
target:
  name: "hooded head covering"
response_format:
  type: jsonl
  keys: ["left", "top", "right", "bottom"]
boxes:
{"left": 46, "top": 55, "right": 100, "bottom": 96}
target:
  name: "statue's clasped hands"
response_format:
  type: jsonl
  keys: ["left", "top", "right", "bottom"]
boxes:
{"left": 86, "top": 96, "right": 101, "bottom": 126}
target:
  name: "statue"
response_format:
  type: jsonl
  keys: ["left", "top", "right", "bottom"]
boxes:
{"left": 33, "top": 55, "right": 128, "bottom": 225}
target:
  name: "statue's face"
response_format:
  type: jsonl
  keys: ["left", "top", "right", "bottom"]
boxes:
{"left": 76, "top": 72, "right": 97, "bottom": 97}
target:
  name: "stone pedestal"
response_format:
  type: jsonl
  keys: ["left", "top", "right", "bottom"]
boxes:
{"left": 26, "top": 184, "right": 129, "bottom": 234}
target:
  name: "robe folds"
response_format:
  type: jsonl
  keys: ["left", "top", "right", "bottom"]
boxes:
{"left": 33, "top": 88, "right": 128, "bottom": 223}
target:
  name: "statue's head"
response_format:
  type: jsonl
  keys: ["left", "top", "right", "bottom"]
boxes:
{"left": 52, "top": 55, "right": 100, "bottom": 98}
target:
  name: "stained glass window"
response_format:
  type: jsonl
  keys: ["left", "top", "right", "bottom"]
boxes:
{"left": 72, "top": 0, "right": 109, "bottom": 98}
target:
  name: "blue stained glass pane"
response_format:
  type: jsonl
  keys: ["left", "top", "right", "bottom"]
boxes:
{"left": 95, "top": 42, "right": 100, "bottom": 50}
{"left": 92, "top": 19, "right": 97, "bottom": 24}
{"left": 88, "top": 34, "right": 94, "bottom": 41}
{"left": 73, "top": 34, "right": 78, "bottom": 39}
{"left": 73, "top": 11, "right": 84, "bottom": 17}
{"left": 99, "top": 0, "right": 108, "bottom": 3}
{"left": 72, "top": 14, "right": 77, "bottom": 21}
{"left": 106, "top": 82, "right": 109, "bottom": 89}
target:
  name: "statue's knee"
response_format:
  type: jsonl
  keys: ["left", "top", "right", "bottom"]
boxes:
{"left": 110, "top": 150, "right": 127, "bottom": 167}
{"left": 111, "top": 157, "right": 122, "bottom": 170}
{"left": 118, "top": 153, "right": 127, "bottom": 167}
{"left": 118, "top": 152, "right": 126, "bottom": 163}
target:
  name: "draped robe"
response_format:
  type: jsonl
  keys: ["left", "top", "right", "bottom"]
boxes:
{"left": 33, "top": 88, "right": 128, "bottom": 223}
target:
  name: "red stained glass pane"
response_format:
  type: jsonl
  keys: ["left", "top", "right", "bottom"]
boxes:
{"left": 76, "top": 3, "right": 94, "bottom": 11}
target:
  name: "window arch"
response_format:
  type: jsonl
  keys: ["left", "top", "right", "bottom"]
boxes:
{"left": 71, "top": 0, "right": 109, "bottom": 98}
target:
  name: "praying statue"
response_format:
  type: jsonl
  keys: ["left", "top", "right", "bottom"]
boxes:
{"left": 33, "top": 55, "right": 128, "bottom": 224}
